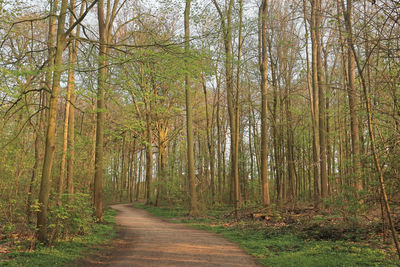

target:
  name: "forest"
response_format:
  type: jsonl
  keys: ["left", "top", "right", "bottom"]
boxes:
{"left": 0, "top": 0, "right": 400, "bottom": 266}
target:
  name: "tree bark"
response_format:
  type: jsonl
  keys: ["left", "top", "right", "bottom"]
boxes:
{"left": 216, "top": 68, "right": 223, "bottom": 203}
{"left": 212, "top": 0, "right": 239, "bottom": 213}
{"left": 260, "top": 0, "right": 270, "bottom": 206}
{"left": 66, "top": 1, "right": 84, "bottom": 199}
{"left": 342, "top": 0, "right": 363, "bottom": 191}
{"left": 184, "top": 0, "right": 198, "bottom": 216}
{"left": 95, "top": 0, "right": 120, "bottom": 220}
{"left": 27, "top": 92, "right": 45, "bottom": 223}
{"left": 95, "top": 0, "right": 106, "bottom": 221}
{"left": 309, "top": 0, "right": 321, "bottom": 203}
{"left": 202, "top": 74, "right": 216, "bottom": 204}
{"left": 145, "top": 102, "right": 153, "bottom": 204}
{"left": 315, "top": 0, "right": 328, "bottom": 199}
{"left": 349, "top": 22, "right": 400, "bottom": 260}
{"left": 37, "top": 0, "right": 69, "bottom": 243}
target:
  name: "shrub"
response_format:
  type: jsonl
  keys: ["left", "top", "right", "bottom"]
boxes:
{"left": 47, "top": 193, "right": 94, "bottom": 242}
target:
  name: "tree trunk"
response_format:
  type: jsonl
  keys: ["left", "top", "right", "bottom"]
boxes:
{"left": 184, "top": 0, "right": 199, "bottom": 216}
{"left": 202, "top": 75, "right": 216, "bottom": 204}
{"left": 120, "top": 135, "right": 126, "bottom": 202}
{"left": 94, "top": 0, "right": 107, "bottom": 221}
{"left": 37, "top": 0, "right": 69, "bottom": 243}
{"left": 259, "top": 0, "right": 270, "bottom": 206}
{"left": 145, "top": 104, "right": 153, "bottom": 204}
{"left": 27, "top": 92, "right": 44, "bottom": 223}
{"left": 309, "top": 0, "right": 321, "bottom": 204}
{"left": 216, "top": 69, "right": 223, "bottom": 203}
{"left": 43, "top": 0, "right": 59, "bottom": 120}
{"left": 349, "top": 22, "right": 400, "bottom": 260}
{"left": 315, "top": 0, "right": 328, "bottom": 199}
{"left": 58, "top": 0, "right": 81, "bottom": 202}
{"left": 95, "top": 0, "right": 120, "bottom": 220}
{"left": 136, "top": 150, "right": 143, "bottom": 201}
{"left": 212, "top": 0, "right": 239, "bottom": 213}
{"left": 342, "top": 0, "right": 363, "bottom": 191}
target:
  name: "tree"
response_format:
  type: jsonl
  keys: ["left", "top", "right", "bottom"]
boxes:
{"left": 259, "top": 0, "right": 270, "bottom": 206}
{"left": 37, "top": 0, "right": 71, "bottom": 243}
{"left": 212, "top": 0, "right": 240, "bottom": 214}
{"left": 94, "top": 0, "right": 120, "bottom": 221}
{"left": 37, "top": 0, "right": 96, "bottom": 242}
{"left": 184, "top": 0, "right": 198, "bottom": 216}
{"left": 310, "top": 0, "right": 325, "bottom": 203}
{"left": 315, "top": 0, "right": 328, "bottom": 199}
{"left": 346, "top": 4, "right": 400, "bottom": 257}
{"left": 341, "top": 0, "right": 362, "bottom": 192}
{"left": 303, "top": 0, "right": 320, "bottom": 204}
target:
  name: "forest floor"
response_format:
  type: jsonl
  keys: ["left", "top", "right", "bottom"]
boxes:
{"left": 131, "top": 202, "right": 399, "bottom": 266}
{"left": 5, "top": 201, "right": 396, "bottom": 266}
{"left": 74, "top": 203, "right": 260, "bottom": 266}
{"left": 0, "top": 208, "right": 117, "bottom": 267}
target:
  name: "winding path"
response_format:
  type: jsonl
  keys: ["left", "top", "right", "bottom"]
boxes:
{"left": 78, "top": 203, "right": 260, "bottom": 267}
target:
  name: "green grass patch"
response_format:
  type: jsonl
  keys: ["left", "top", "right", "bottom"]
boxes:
{"left": 133, "top": 203, "right": 397, "bottom": 267}
{"left": 0, "top": 208, "right": 116, "bottom": 267}
{"left": 134, "top": 202, "right": 187, "bottom": 219}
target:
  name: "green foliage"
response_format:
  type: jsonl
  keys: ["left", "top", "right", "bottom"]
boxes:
{"left": 162, "top": 175, "right": 190, "bottom": 206}
{"left": 47, "top": 193, "right": 94, "bottom": 241}
{"left": 329, "top": 187, "right": 367, "bottom": 227}
{"left": 0, "top": 209, "right": 116, "bottom": 267}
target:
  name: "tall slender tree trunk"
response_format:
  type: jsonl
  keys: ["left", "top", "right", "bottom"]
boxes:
{"left": 44, "top": 0, "right": 59, "bottom": 120}
{"left": 58, "top": 0, "right": 80, "bottom": 201}
{"left": 27, "top": 93, "right": 44, "bottom": 223}
{"left": 216, "top": 70, "right": 223, "bottom": 203}
{"left": 57, "top": 0, "right": 80, "bottom": 202}
{"left": 260, "top": 0, "right": 270, "bottom": 206}
{"left": 212, "top": 0, "right": 239, "bottom": 213}
{"left": 309, "top": 0, "right": 321, "bottom": 203}
{"left": 120, "top": 135, "right": 126, "bottom": 202}
{"left": 37, "top": 0, "right": 69, "bottom": 243}
{"left": 184, "top": 0, "right": 198, "bottom": 216}
{"left": 315, "top": 0, "right": 328, "bottom": 199}
{"left": 90, "top": 104, "right": 97, "bottom": 190}
{"left": 145, "top": 103, "right": 153, "bottom": 204}
{"left": 129, "top": 141, "right": 136, "bottom": 202}
{"left": 342, "top": 0, "right": 363, "bottom": 191}
{"left": 160, "top": 139, "right": 168, "bottom": 202}
{"left": 202, "top": 75, "right": 216, "bottom": 204}
{"left": 268, "top": 38, "right": 281, "bottom": 202}
{"left": 156, "top": 126, "right": 168, "bottom": 206}
{"left": 234, "top": 0, "right": 244, "bottom": 209}
{"left": 95, "top": 0, "right": 120, "bottom": 220}
{"left": 95, "top": 0, "right": 107, "bottom": 221}
{"left": 67, "top": 93, "right": 75, "bottom": 197}
{"left": 246, "top": 71, "right": 256, "bottom": 199}
{"left": 136, "top": 150, "right": 143, "bottom": 201}
{"left": 66, "top": 2, "right": 84, "bottom": 199}
{"left": 58, "top": 69, "right": 71, "bottom": 204}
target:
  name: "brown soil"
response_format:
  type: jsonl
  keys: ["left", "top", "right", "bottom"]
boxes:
{"left": 74, "top": 204, "right": 260, "bottom": 267}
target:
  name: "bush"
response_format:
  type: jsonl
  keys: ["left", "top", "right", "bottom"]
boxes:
{"left": 47, "top": 193, "right": 94, "bottom": 242}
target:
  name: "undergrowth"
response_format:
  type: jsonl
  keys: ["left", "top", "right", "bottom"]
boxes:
{"left": 0, "top": 208, "right": 116, "bottom": 267}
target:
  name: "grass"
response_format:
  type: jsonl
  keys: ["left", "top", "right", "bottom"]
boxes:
{"left": 0, "top": 208, "right": 116, "bottom": 267}
{"left": 134, "top": 203, "right": 398, "bottom": 267}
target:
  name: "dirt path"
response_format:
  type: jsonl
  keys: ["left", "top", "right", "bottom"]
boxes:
{"left": 79, "top": 204, "right": 260, "bottom": 267}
